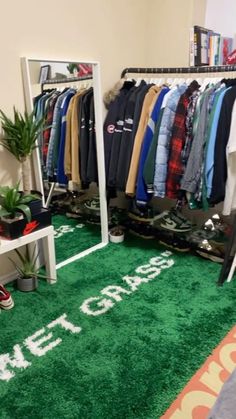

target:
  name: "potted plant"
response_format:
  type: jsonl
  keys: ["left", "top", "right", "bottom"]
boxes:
{"left": 9, "top": 245, "right": 53, "bottom": 292}
{"left": 108, "top": 207, "right": 125, "bottom": 243}
{"left": 0, "top": 183, "right": 51, "bottom": 239}
{"left": 0, "top": 183, "right": 38, "bottom": 222}
{"left": 0, "top": 107, "right": 44, "bottom": 195}
{"left": 67, "top": 63, "right": 78, "bottom": 76}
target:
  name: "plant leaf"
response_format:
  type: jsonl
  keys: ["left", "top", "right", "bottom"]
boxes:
{"left": 14, "top": 248, "right": 27, "bottom": 265}
{"left": 16, "top": 204, "right": 31, "bottom": 222}
{"left": 0, "top": 108, "right": 44, "bottom": 161}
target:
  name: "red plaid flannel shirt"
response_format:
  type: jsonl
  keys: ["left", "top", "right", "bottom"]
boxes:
{"left": 166, "top": 81, "right": 199, "bottom": 199}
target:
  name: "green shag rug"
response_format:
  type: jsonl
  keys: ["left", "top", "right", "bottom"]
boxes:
{"left": 1, "top": 235, "right": 236, "bottom": 419}
{"left": 53, "top": 215, "right": 101, "bottom": 263}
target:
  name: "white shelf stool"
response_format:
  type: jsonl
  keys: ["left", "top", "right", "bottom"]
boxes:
{"left": 0, "top": 226, "right": 57, "bottom": 283}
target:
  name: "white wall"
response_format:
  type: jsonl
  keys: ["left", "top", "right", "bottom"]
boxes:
{"left": 205, "top": 0, "right": 236, "bottom": 37}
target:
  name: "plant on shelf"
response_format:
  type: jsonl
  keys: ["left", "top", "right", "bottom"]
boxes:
{"left": 67, "top": 63, "right": 78, "bottom": 75}
{"left": 0, "top": 107, "right": 44, "bottom": 194}
{"left": 9, "top": 245, "right": 53, "bottom": 292}
{"left": 0, "top": 183, "right": 38, "bottom": 223}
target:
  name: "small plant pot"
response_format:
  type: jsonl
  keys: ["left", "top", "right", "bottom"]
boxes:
{"left": 1, "top": 213, "right": 24, "bottom": 223}
{"left": 17, "top": 276, "right": 38, "bottom": 292}
{"left": 109, "top": 228, "right": 125, "bottom": 244}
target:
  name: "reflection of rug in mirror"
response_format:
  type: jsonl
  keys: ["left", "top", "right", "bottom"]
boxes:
{"left": 53, "top": 214, "right": 101, "bottom": 263}
{"left": 1, "top": 238, "right": 236, "bottom": 418}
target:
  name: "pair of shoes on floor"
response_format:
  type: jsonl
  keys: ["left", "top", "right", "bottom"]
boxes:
{"left": 50, "top": 191, "right": 86, "bottom": 213}
{"left": 0, "top": 285, "right": 14, "bottom": 311}
{"left": 203, "top": 214, "right": 231, "bottom": 241}
{"left": 127, "top": 201, "right": 155, "bottom": 223}
{"left": 126, "top": 220, "right": 155, "bottom": 239}
{"left": 153, "top": 208, "right": 193, "bottom": 233}
{"left": 158, "top": 232, "right": 191, "bottom": 252}
{"left": 67, "top": 195, "right": 100, "bottom": 217}
{"left": 195, "top": 240, "right": 225, "bottom": 263}
{"left": 72, "top": 196, "right": 100, "bottom": 215}
{"left": 187, "top": 214, "right": 230, "bottom": 263}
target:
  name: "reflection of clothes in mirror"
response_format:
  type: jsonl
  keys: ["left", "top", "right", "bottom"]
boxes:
{"left": 33, "top": 83, "right": 97, "bottom": 191}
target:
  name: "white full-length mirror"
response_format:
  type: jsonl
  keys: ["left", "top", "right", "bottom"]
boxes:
{"left": 21, "top": 58, "right": 108, "bottom": 269}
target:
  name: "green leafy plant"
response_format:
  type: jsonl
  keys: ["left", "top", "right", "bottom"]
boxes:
{"left": 67, "top": 63, "right": 78, "bottom": 74}
{"left": 0, "top": 108, "right": 44, "bottom": 194}
{"left": 0, "top": 183, "right": 38, "bottom": 221}
{"left": 9, "top": 245, "right": 53, "bottom": 281}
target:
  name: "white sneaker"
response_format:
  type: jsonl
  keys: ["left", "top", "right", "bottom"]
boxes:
{"left": 0, "top": 285, "right": 14, "bottom": 310}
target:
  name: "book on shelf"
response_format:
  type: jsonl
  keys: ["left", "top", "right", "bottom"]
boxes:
{"left": 221, "top": 37, "right": 233, "bottom": 65}
{"left": 189, "top": 25, "right": 210, "bottom": 66}
{"left": 189, "top": 25, "right": 234, "bottom": 67}
{"left": 209, "top": 32, "right": 221, "bottom": 66}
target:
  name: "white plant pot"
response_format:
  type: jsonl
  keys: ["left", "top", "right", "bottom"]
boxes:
{"left": 109, "top": 231, "right": 124, "bottom": 243}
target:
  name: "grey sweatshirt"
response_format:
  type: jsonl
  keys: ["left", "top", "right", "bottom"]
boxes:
{"left": 181, "top": 85, "right": 217, "bottom": 193}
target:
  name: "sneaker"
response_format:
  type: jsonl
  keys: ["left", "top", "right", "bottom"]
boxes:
{"left": 187, "top": 215, "right": 230, "bottom": 249}
{"left": 68, "top": 196, "right": 100, "bottom": 217}
{"left": 0, "top": 285, "right": 14, "bottom": 310}
{"left": 128, "top": 201, "right": 154, "bottom": 223}
{"left": 50, "top": 191, "right": 85, "bottom": 213}
{"left": 158, "top": 234, "right": 190, "bottom": 252}
{"left": 127, "top": 220, "right": 155, "bottom": 239}
{"left": 153, "top": 209, "right": 192, "bottom": 232}
{"left": 195, "top": 240, "right": 225, "bottom": 263}
{"left": 203, "top": 214, "right": 231, "bottom": 240}
{"left": 83, "top": 197, "right": 100, "bottom": 211}
{"left": 187, "top": 228, "right": 216, "bottom": 246}
{"left": 66, "top": 211, "right": 83, "bottom": 220}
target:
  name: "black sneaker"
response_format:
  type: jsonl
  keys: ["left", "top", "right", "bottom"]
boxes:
{"left": 157, "top": 231, "right": 190, "bottom": 252}
{"left": 187, "top": 215, "right": 230, "bottom": 249}
{"left": 127, "top": 201, "right": 154, "bottom": 223}
{"left": 153, "top": 209, "right": 192, "bottom": 232}
{"left": 195, "top": 240, "right": 225, "bottom": 263}
{"left": 127, "top": 220, "right": 155, "bottom": 239}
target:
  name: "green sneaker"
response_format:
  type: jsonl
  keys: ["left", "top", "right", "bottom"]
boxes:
{"left": 153, "top": 209, "right": 192, "bottom": 232}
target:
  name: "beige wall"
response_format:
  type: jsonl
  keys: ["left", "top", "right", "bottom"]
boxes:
{"left": 0, "top": 0, "right": 149, "bottom": 181}
{"left": 146, "top": 0, "right": 206, "bottom": 67}
{"left": 0, "top": 0, "right": 149, "bottom": 277}
{"left": 0, "top": 0, "right": 208, "bottom": 278}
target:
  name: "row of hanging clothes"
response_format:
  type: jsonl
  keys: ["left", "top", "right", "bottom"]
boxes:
{"left": 34, "top": 78, "right": 98, "bottom": 190}
{"left": 103, "top": 71, "right": 236, "bottom": 216}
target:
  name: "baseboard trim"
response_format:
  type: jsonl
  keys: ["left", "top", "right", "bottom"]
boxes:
{"left": 0, "top": 270, "right": 17, "bottom": 285}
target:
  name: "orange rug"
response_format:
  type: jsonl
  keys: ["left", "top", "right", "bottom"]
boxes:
{"left": 162, "top": 325, "right": 236, "bottom": 419}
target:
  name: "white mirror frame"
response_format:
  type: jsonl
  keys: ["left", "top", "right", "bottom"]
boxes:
{"left": 21, "top": 57, "right": 109, "bottom": 269}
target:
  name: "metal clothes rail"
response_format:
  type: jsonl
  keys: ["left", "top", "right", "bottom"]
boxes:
{"left": 121, "top": 65, "right": 236, "bottom": 286}
{"left": 121, "top": 65, "right": 236, "bottom": 78}
{"left": 42, "top": 74, "right": 93, "bottom": 87}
